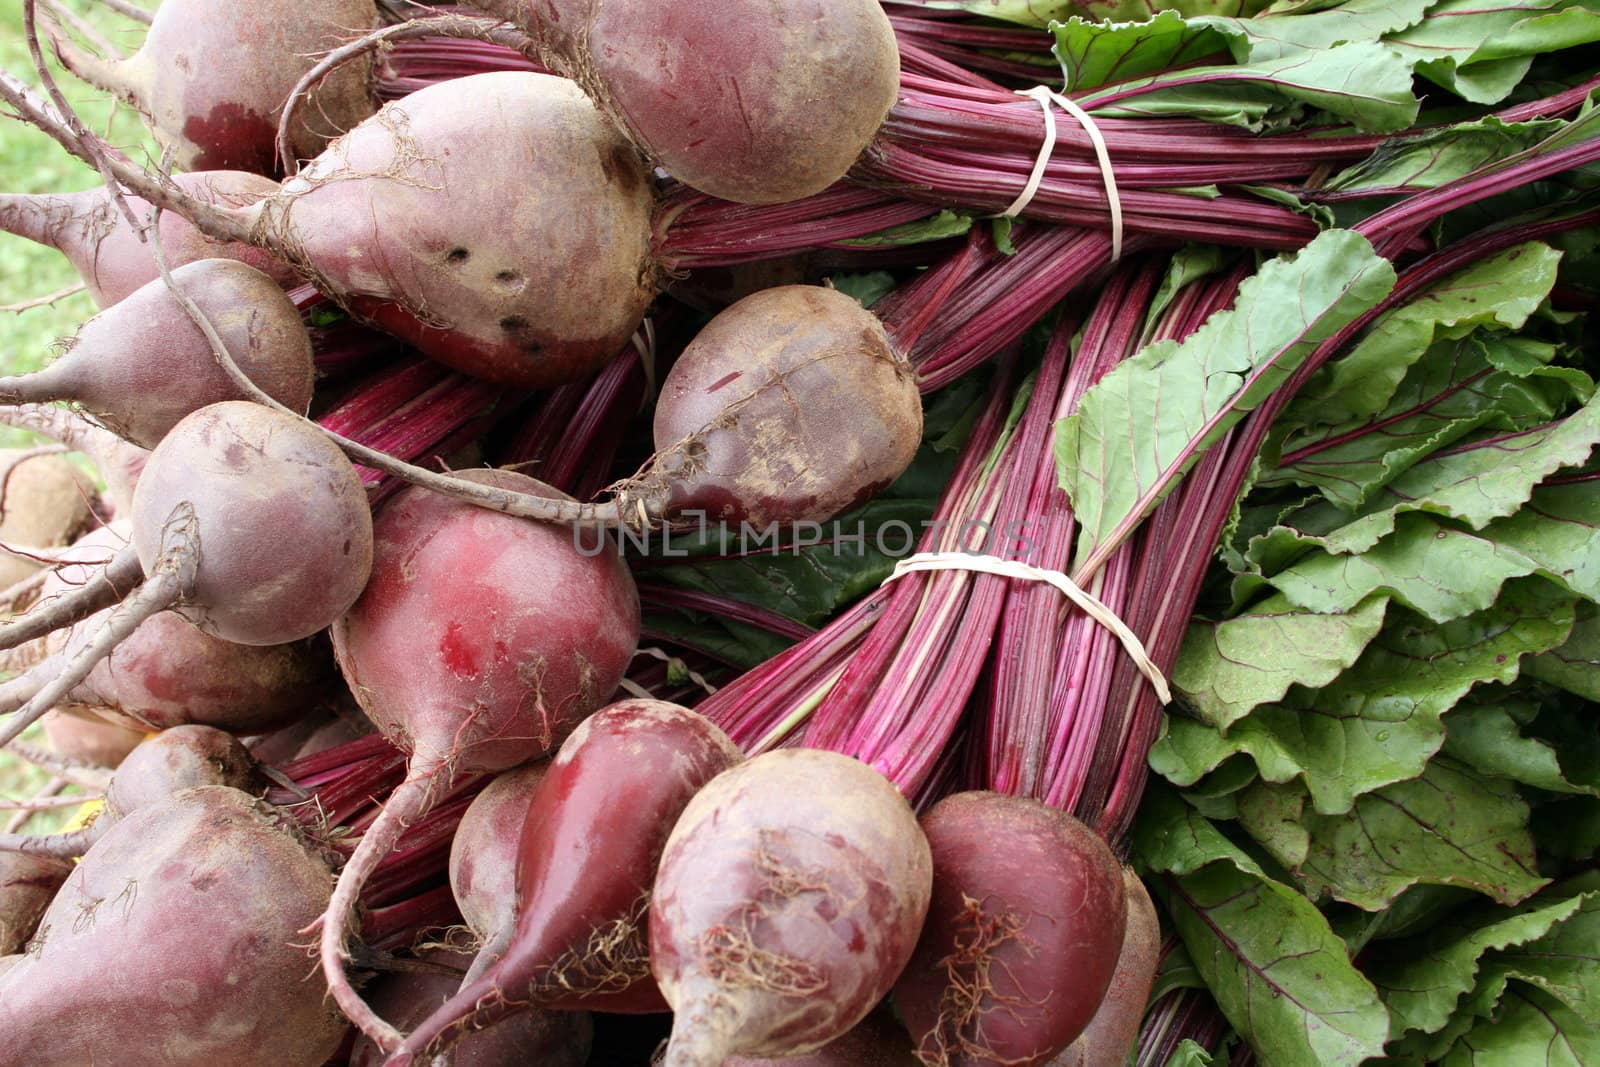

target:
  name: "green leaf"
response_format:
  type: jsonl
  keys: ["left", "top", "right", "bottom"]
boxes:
{"left": 1173, "top": 594, "right": 1388, "bottom": 729}
{"left": 1195, "top": 0, "right": 1431, "bottom": 61}
{"left": 1475, "top": 480, "right": 1600, "bottom": 603}
{"left": 1365, "top": 890, "right": 1587, "bottom": 1037}
{"left": 1163, "top": 1039, "right": 1222, "bottom": 1066}
{"left": 834, "top": 209, "right": 974, "bottom": 249}
{"left": 1526, "top": 599, "right": 1600, "bottom": 698}
{"left": 1078, "top": 41, "right": 1420, "bottom": 132}
{"left": 1293, "top": 757, "right": 1546, "bottom": 910}
{"left": 1468, "top": 892, "right": 1600, "bottom": 1026}
{"left": 1138, "top": 795, "right": 1391, "bottom": 1067}
{"left": 1052, "top": 11, "right": 1226, "bottom": 92}
{"left": 1057, "top": 229, "right": 1395, "bottom": 575}
{"left": 1273, "top": 390, "right": 1600, "bottom": 554}
{"left": 1439, "top": 987, "right": 1600, "bottom": 1065}
{"left": 1266, "top": 336, "right": 1580, "bottom": 510}
{"left": 1387, "top": 0, "right": 1600, "bottom": 105}
{"left": 1442, "top": 698, "right": 1600, "bottom": 795}
{"left": 1149, "top": 583, "right": 1576, "bottom": 812}
{"left": 827, "top": 271, "right": 896, "bottom": 309}
{"left": 921, "top": 0, "right": 1272, "bottom": 29}
{"left": 1287, "top": 242, "right": 1563, "bottom": 426}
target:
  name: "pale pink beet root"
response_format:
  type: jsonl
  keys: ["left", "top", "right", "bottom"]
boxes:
{"left": 50, "top": 0, "right": 378, "bottom": 174}
{"left": 129, "top": 401, "right": 374, "bottom": 646}
{"left": 0, "top": 851, "right": 70, "bottom": 955}
{"left": 348, "top": 949, "right": 593, "bottom": 1067}
{"left": 721, "top": 1009, "right": 919, "bottom": 1066}
{"left": 447, "top": 761, "right": 548, "bottom": 970}
{"left": 0, "top": 785, "right": 348, "bottom": 1067}
{"left": 0, "top": 447, "right": 96, "bottom": 591}
{"left": 619, "top": 285, "right": 923, "bottom": 528}
{"left": 0, "top": 724, "right": 261, "bottom": 859}
{"left": 474, "top": 0, "right": 899, "bottom": 204}
{"left": 0, "top": 259, "right": 315, "bottom": 448}
{"left": 0, "top": 171, "right": 292, "bottom": 307}
{"left": 42, "top": 706, "right": 146, "bottom": 768}
{"left": 322, "top": 469, "right": 639, "bottom": 1050}
{"left": 1050, "top": 870, "right": 1161, "bottom": 1067}
{"left": 390, "top": 700, "right": 741, "bottom": 1065}
{"left": 649, "top": 749, "right": 933, "bottom": 1066}
{"left": 893, "top": 793, "right": 1129, "bottom": 1067}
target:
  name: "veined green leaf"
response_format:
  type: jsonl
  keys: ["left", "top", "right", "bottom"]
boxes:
{"left": 1387, "top": 0, "right": 1600, "bottom": 105}
{"left": 1136, "top": 790, "right": 1390, "bottom": 1067}
{"left": 1057, "top": 229, "right": 1395, "bottom": 576}
{"left": 919, "top": 0, "right": 1271, "bottom": 29}
{"left": 1439, "top": 987, "right": 1600, "bottom": 1066}
{"left": 1173, "top": 594, "right": 1387, "bottom": 729}
{"left": 1526, "top": 599, "right": 1600, "bottom": 698}
{"left": 1053, "top": 11, "right": 1226, "bottom": 91}
{"left": 1443, "top": 698, "right": 1600, "bottom": 795}
{"left": 1195, "top": 0, "right": 1430, "bottom": 61}
{"left": 1149, "top": 582, "right": 1576, "bottom": 811}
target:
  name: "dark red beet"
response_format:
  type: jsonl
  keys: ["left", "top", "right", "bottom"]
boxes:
{"left": 893, "top": 793, "right": 1128, "bottom": 1067}
{"left": 0, "top": 259, "right": 315, "bottom": 448}
{"left": 388, "top": 700, "right": 740, "bottom": 1064}
{"left": 51, "top": 0, "right": 378, "bottom": 173}
{"left": 650, "top": 749, "right": 933, "bottom": 1066}
{"left": 0, "top": 852, "right": 70, "bottom": 955}
{"left": 474, "top": 0, "right": 900, "bottom": 204}
{"left": 0, "top": 171, "right": 293, "bottom": 307}
{"left": 322, "top": 469, "right": 639, "bottom": 1050}
{"left": 620, "top": 284, "right": 923, "bottom": 527}
{"left": 1050, "top": 870, "right": 1161, "bottom": 1067}
{"left": 721, "top": 1009, "right": 919, "bottom": 1066}
{"left": 448, "top": 761, "right": 548, "bottom": 971}
{"left": 0, "top": 786, "right": 348, "bottom": 1067}
{"left": 349, "top": 949, "right": 592, "bottom": 1067}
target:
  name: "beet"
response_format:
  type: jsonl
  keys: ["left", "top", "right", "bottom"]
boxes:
{"left": 42, "top": 706, "right": 146, "bottom": 768}
{"left": 0, "top": 259, "right": 316, "bottom": 448}
{"left": 0, "top": 852, "right": 69, "bottom": 955}
{"left": 0, "top": 448, "right": 95, "bottom": 591}
{"left": 0, "top": 724, "right": 261, "bottom": 860}
{"left": 50, "top": 0, "right": 378, "bottom": 173}
{"left": 622, "top": 284, "right": 923, "bottom": 527}
{"left": 0, "top": 171, "right": 292, "bottom": 307}
{"left": 321, "top": 469, "right": 639, "bottom": 1049}
{"left": 650, "top": 749, "right": 933, "bottom": 1065}
{"left": 1051, "top": 870, "right": 1161, "bottom": 1067}
{"left": 0, "top": 785, "right": 348, "bottom": 1066}
{"left": 721, "top": 1009, "right": 919, "bottom": 1066}
{"left": 448, "top": 761, "right": 548, "bottom": 977}
{"left": 348, "top": 949, "right": 593, "bottom": 1067}
{"left": 893, "top": 793, "right": 1129, "bottom": 1067}
{"left": 472, "top": 0, "right": 900, "bottom": 204}
{"left": 390, "top": 700, "right": 740, "bottom": 1064}
{"left": 0, "top": 403, "right": 372, "bottom": 753}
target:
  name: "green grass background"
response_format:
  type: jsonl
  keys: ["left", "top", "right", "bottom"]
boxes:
{"left": 1, "top": 0, "right": 157, "bottom": 830}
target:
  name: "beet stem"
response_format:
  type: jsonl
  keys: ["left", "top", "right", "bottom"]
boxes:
{"left": 6, "top": 740, "right": 111, "bottom": 790}
{"left": 0, "top": 822, "right": 99, "bottom": 859}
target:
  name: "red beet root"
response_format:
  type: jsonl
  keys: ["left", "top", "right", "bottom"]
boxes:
{"left": 650, "top": 749, "right": 933, "bottom": 1066}
{"left": 389, "top": 699, "right": 741, "bottom": 1064}
{"left": 1051, "top": 870, "right": 1161, "bottom": 1067}
{"left": 893, "top": 793, "right": 1129, "bottom": 1067}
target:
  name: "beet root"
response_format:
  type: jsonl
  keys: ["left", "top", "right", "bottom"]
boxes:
{"left": 390, "top": 700, "right": 741, "bottom": 1065}
{"left": 893, "top": 793, "right": 1129, "bottom": 1067}
{"left": 0, "top": 171, "right": 292, "bottom": 307}
{"left": 349, "top": 948, "right": 593, "bottom": 1067}
{"left": 721, "top": 1009, "right": 919, "bottom": 1066}
{"left": 1051, "top": 870, "right": 1161, "bottom": 1067}
{"left": 130, "top": 401, "right": 374, "bottom": 646}
{"left": 478, "top": 0, "right": 900, "bottom": 204}
{"left": 322, "top": 469, "right": 638, "bottom": 1049}
{"left": 448, "top": 761, "right": 549, "bottom": 972}
{"left": 268, "top": 71, "right": 656, "bottom": 387}
{"left": 0, "top": 851, "right": 70, "bottom": 955}
{"left": 623, "top": 285, "right": 923, "bottom": 528}
{"left": 51, "top": 0, "right": 378, "bottom": 173}
{"left": 0, "top": 448, "right": 95, "bottom": 591}
{"left": 42, "top": 706, "right": 146, "bottom": 768}
{"left": 0, "top": 259, "right": 315, "bottom": 448}
{"left": 0, "top": 785, "right": 348, "bottom": 1067}
{"left": 650, "top": 749, "right": 933, "bottom": 1066}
